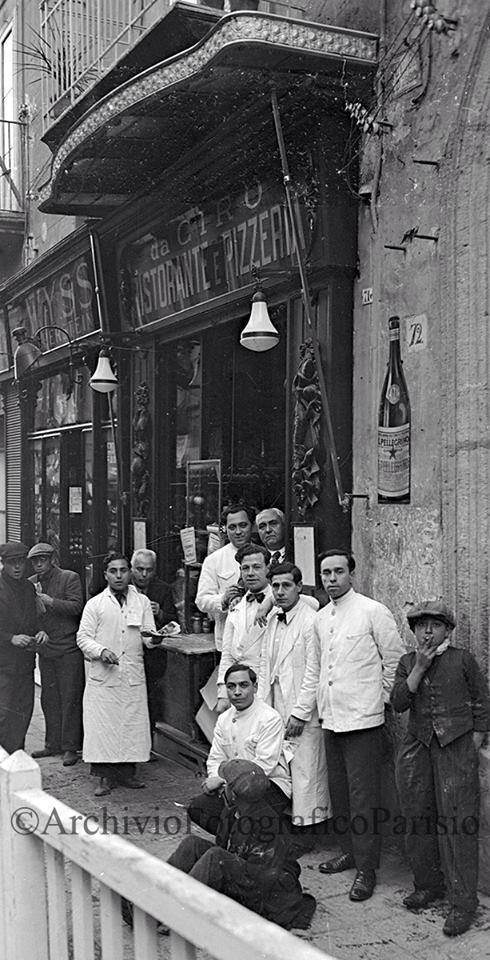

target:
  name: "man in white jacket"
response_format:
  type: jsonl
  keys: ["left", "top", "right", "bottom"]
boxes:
{"left": 215, "top": 543, "right": 273, "bottom": 712}
{"left": 188, "top": 662, "right": 291, "bottom": 835}
{"left": 77, "top": 552, "right": 161, "bottom": 797}
{"left": 302, "top": 550, "right": 404, "bottom": 901}
{"left": 258, "top": 562, "right": 330, "bottom": 827}
{"left": 195, "top": 503, "right": 255, "bottom": 651}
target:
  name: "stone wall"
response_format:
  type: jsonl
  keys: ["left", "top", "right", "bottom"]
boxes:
{"left": 348, "top": 1, "right": 490, "bottom": 888}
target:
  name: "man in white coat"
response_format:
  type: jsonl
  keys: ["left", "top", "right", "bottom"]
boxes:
{"left": 77, "top": 552, "right": 161, "bottom": 797}
{"left": 258, "top": 562, "right": 330, "bottom": 828}
{"left": 188, "top": 662, "right": 291, "bottom": 835}
{"left": 215, "top": 543, "right": 273, "bottom": 712}
{"left": 301, "top": 549, "right": 404, "bottom": 902}
{"left": 195, "top": 503, "right": 255, "bottom": 651}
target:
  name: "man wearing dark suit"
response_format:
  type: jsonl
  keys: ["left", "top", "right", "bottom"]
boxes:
{"left": 0, "top": 541, "right": 48, "bottom": 753}
{"left": 130, "top": 548, "right": 177, "bottom": 733}
{"left": 256, "top": 508, "right": 287, "bottom": 567}
{"left": 28, "top": 543, "right": 84, "bottom": 766}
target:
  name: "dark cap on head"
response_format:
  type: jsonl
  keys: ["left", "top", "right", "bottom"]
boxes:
{"left": 218, "top": 759, "right": 268, "bottom": 802}
{"left": 0, "top": 541, "right": 28, "bottom": 561}
{"left": 27, "top": 542, "right": 55, "bottom": 560}
{"left": 407, "top": 600, "right": 456, "bottom": 631}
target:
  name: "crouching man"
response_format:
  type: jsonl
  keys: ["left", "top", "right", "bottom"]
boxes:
{"left": 391, "top": 600, "right": 490, "bottom": 937}
{"left": 170, "top": 759, "right": 316, "bottom": 930}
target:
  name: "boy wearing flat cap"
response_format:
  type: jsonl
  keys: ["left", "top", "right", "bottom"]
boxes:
{"left": 391, "top": 600, "right": 490, "bottom": 938}
{"left": 0, "top": 541, "right": 48, "bottom": 752}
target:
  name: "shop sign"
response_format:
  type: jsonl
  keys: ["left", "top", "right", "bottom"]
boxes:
{"left": 118, "top": 181, "right": 303, "bottom": 328}
{"left": 6, "top": 253, "right": 97, "bottom": 349}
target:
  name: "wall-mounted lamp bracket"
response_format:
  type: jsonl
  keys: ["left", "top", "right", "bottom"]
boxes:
{"left": 12, "top": 323, "right": 84, "bottom": 392}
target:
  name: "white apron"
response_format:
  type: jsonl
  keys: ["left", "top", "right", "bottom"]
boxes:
{"left": 77, "top": 585, "right": 155, "bottom": 763}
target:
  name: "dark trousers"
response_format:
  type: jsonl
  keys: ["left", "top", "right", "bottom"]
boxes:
{"left": 39, "top": 650, "right": 85, "bottom": 752}
{"left": 396, "top": 731, "right": 479, "bottom": 913}
{"left": 91, "top": 762, "right": 137, "bottom": 783}
{"left": 324, "top": 726, "right": 382, "bottom": 872}
{"left": 168, "top": 835, "right": 238, "bottom": 889}
{"left": 0, "top": 667, "right": 35, "bottom": 753}
{"left": 143, "top": 647, "right": 167, "bottom": 732}
{"left": 188, "top": 780, "right": 290, "bottom": 837}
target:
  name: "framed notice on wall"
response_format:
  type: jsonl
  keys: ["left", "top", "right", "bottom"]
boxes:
{"left": 292, "top": 524, "right": 316, "bottom": 588}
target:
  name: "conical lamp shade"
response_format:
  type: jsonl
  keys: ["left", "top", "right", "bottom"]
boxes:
{"left": 89, "top": 349, "right": 118, "bottom": 393}
{"left": 240, "top": 291, "right": 279, "bottom": 352}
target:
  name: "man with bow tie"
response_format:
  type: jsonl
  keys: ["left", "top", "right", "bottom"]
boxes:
{"left": 258, "top": 562, "right": 330, "bottom": 828}
{"left": 215, "top": 544, "right": 273, "bottom": 714}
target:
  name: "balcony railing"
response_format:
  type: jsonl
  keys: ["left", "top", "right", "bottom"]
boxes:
{"left": 0, "top": 119, "right": 25, "bottom": 213}
{"left": 39, "top": 0, "right": 306, "bottom": 131}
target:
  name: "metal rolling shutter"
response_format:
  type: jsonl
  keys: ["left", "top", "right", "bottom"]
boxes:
{"left": 5, "top": 385, "right": 21, "bottom": 540}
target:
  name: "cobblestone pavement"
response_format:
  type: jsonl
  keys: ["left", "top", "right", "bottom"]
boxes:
{"left": 25, "top": 693, "right": 490, "bottom": 960}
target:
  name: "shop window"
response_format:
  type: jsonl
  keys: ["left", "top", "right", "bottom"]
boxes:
{"left": 106, "top": 429, "right": 119, "bottom": 552}
{"left": 167, "top": 339, "right": 202, "bottom": 532}
{"left": 34, "top": 368, "right": 91, "bottom": 431}
{"left": 32, "top": 436, "right": 61, "bottom": 551}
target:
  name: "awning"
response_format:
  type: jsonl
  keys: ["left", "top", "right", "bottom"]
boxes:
{"left": 39, "top": 9, "right": 377, "bottom": 217}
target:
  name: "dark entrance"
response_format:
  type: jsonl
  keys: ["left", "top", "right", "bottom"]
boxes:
{"left": 155, "top": 307, "right": 287, "bottom": 578}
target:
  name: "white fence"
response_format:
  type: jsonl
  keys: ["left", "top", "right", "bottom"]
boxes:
{"left": 39, "top": 0, "right": 307, "bottom": 130}
{"left": 0, "top": 747, "right": 334, "bottom": 960}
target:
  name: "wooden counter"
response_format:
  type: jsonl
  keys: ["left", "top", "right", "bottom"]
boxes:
{"left": 153, "top": 632, "right": 217, "bottom": 771}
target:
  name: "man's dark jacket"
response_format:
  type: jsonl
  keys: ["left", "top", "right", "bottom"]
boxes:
{"left": 134, "top": 576, "right": 176, "bottom": 628}
{"left": 215, "top": 798, "right": 316, "bottom": 930}
{"left": 0, "top": 571, "right": 37, "bottom": 671}
{"left": 390, "top": 646, "right": 490, "bottom": 747}
{"left": 29, "top": 566, "right": 83, "bottom": 658}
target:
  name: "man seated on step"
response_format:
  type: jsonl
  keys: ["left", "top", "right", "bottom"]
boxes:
{"left": 187, "top": 662, "right": 291, "bottom": 836}
{"left": 122, "top": 758, "right": 316, "bottom": 935}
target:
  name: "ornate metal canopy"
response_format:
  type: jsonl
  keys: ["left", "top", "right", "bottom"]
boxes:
{"left": 39, "top": 9, "right": 377, "bottom": 217}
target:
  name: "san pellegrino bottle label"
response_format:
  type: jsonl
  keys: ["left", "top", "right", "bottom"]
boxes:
{"left": 378, "top": 424, "right": 410, "bottom": 498}
{"left": 378, "top": 315, "right": 411, "bottom": 502}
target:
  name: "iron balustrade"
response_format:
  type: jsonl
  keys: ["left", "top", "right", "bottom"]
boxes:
{"left": 39, "top": 0, "right": 306, "bottom": 131}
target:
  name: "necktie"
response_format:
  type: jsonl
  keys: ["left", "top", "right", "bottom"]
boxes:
{"left": 277, "top": 611, "right": 287, "bottom": 623}
{"left": 247, "top": 592, "right": 265, "bottom": 604}
{"left": 115, "top": 592, "right": 126, "bottom": 607}
{"left": 270, "top": 551, "right": 282, "bottom": 566}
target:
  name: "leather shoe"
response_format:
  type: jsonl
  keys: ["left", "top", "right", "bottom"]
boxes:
{"left": 403, "top": 887, "right": 445, "bottom": 911}
{"left": 349, "top": 870, "right": 376, "bottom": 901}
{"left": 443, "top": 908, "right": 474, "bottom": 937}
{"left": 62, "top": 750, "right": 79, "bottom": 766}
{"left": 94, "top": 777, "right": 112, "bottom": 797}
{"left": 318, "top": 853, "right": 355, "bottom": 874}
{"left": 32, "top": 748, "right": 61, "bottom": 758}
{"left": 122, "top": 778, "right": 146, "bottom": 789}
